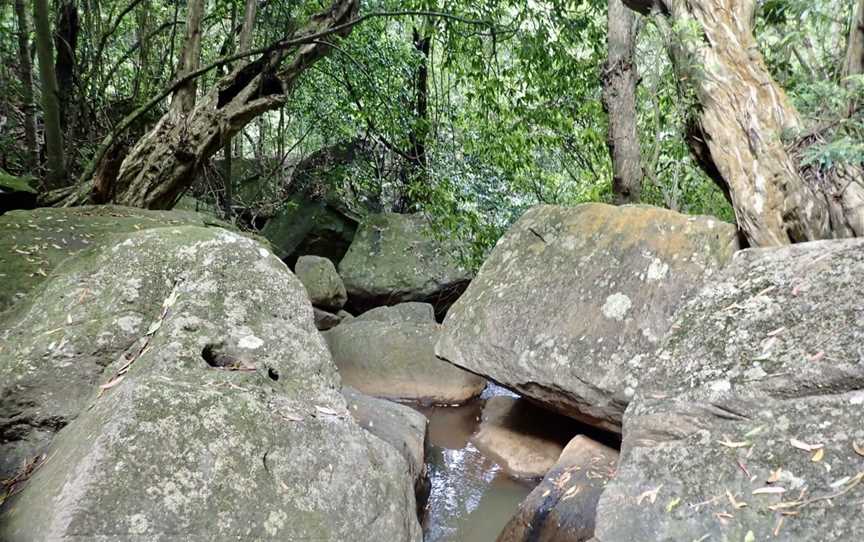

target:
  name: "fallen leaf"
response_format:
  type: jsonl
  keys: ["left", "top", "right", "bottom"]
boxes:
{"left": 726, "top": 490, "right": 747, "bottom": 509}
{"left": 100, "top": 375, "right": 126, "bottom": 390}
{"left": 853, "top": 441, "right": 864, "bottom": 457}
{"left": 665, "top": 497, "right": 681, "bottom": 513}
{"left": 636, "top": 485, "right": 663, "bottom": 505}
{"left": 718, "top": 439, "right": 751, "bottom": 448}
{"left": 774, "top": 516, "right": 784, "bottom": 537}
{"left": 278, "top": 411, "right": 303, "bottom": 422}
{"left": 562, "top": 485, "right": 583, "bottom": 501}
{"left": 807, "top": 351, "right": 825, "bottom": 362}
{"left": 744, "top": 530, "right": 755, "bottom": 542}
{"left": 790, "top": 438, "right": 823, "bottom": 452}
{"left": 314, "top": 405, "right": 342, "bottom": 417}
{"left": 753, "top": 486, "right": 786, "bottom": 495}
{"left": 811, "top": 448, "right": 824, "bottom": 462}
{"left": 767, "top": 468, "right": 782, "bottom": 483}
{"left": 743, "top": 426, "right": 765, "bottom": 438}
{"left": 829, "top": 476, "right": 851, "bottom": 488}
{"left": 146, "top": 320, "right": 162, "bottom": 335}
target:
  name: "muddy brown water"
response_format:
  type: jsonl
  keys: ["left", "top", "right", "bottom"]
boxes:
{"left": 412, "top": 385, "right": 539, "bottom": 542}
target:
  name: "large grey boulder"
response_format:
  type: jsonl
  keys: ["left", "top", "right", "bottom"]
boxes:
{"left": 324, "top": 320, "right": 485, "bottom": 405}
{"left": 436, "top": 204, "right": 740, "bottom": 432}
{"left": 338, "top": 213, "right": 472, "bottom": 317}
{"left": 498, "top": 435, "right": 618, "bottom": 542}
{"left": 295, "top": 255, "right": 347, "bottom": 311}
{"left": 594, "top": 239, "right": 864, "bottom": 541}
{"left": 0, "top": 221, "right": 421, "bottom": 541}
{"left": 342, "top": 386, "right": 430, "bottom": 503}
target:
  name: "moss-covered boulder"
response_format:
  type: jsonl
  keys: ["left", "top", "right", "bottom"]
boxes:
{"left": 0, "top": 224, "right": 421, "bottom": 541}
{"left": 295, "top": 255, "right": 347, "bottom": 311}
{"left": 338, "top": 213, "right": 472, "bottom": 317}
{"left": 0, "top": 205, "right": 238, "bottom": 313}
{"left": 323, "top": 320, "right": 485, "bottom": 405}
{"left": 436, "top": 204, "right": 740, "bottom": 433}
{"left": 593, "top": 239, "right": 864, "bottom": 542}
{"left": 262, "top": 196, "right": 358, "bottom": 265}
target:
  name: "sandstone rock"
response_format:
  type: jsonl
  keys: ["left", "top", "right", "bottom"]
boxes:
{"left": 343, "top": 386, "right": 430, "bottom": 503}
{"left": 471, "top": 396, "right": 583, "bottom": 479}
{"left": 498, "top": 436, "right": 618, "bottom": 542}
{"left": 355, "top": 302, "right": 436, "bottom": 324}
{"left": 324, "top": 320, "right": 485, "bottom": 405}
{"left": 338, "top": 213, "right": 472, "bottom": 317}
{"left": 436, "top": 204, "right": 740, "bottom": 432}
{"left": 594, "top": 239, "right": 864, "bottom": 541}
{"left": 296, "top": 255, "right": 347, "bottom": 310}
{"left": 0, "top": 223, "right": 420, "bottom": 541}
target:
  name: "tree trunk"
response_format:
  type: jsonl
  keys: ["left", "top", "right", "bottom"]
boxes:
{"left": 92, "top": 0, "right": 359, "bottom": 209}
{"left": 54, "top": 1, "right": 79, "bottom": 131}
{"left": 33, "top": 0, "right": 66, "bottom": 188}
{"left": 602, "top": 0, "right": 643, "bottom": 204}
{"left": 623, "top": 0, "right": 864, "bottom": 246}
{"left": 14, "top": 0, "right": 38, "bottom": 169}
{"left": 844, "top": 0, "right": 864, "bottom": 80}
{"left": 170, "top": 0, "right": 205, "bottom": 116}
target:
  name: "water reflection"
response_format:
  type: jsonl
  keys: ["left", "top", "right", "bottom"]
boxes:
{"left": 414, "top": 385, "right": 536, "bottom": 542}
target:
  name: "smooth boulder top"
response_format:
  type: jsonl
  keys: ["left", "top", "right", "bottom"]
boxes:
{"left": 436, "top": 203, "right": 740, "bottom": 433}
{"left": 498, "top": 435, "right": 618, "bottom": 542}
{"left": 295, "top": 255, "right": 347, "bottom": 311}
{"left": 338, "top": 212, "right": 472, "bottom": 316}
{"left": 0, "top": 224, "right": 421, "bottom": 541}
{"left": 324, "top": 320, "right": 485, "bottom": 405}
{"left": 594, "top": 239, "right": 864, "bottom": 541}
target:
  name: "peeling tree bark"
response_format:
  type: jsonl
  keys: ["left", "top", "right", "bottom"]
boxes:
{"left": 88, "top": 0, "right": 359, "bottom": 209}
{"left": 624, "top": 0, "right": 864, "bottom": 245}
{"left": 602, "top": 0, "right": 643, "bottom": 204}
{"left": 14, "top": 0, "right": 38, "bottom": 169}
{"left": 844, "top": 0, "right": 864, "bottom": 80}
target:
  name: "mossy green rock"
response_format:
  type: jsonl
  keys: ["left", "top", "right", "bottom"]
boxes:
{"left": 0, "top": 225, "right": 421, "bottom": 541}
{"left": 262, "top": 196, "right": 357, "bottom": 263}
{"left": 436, "top": 204, "right": 740, "bottom": 433}
{"left": 338, "top": 213, "right": 472, "bottom": 316}
{"left": 0, "top": 205, "right": 239, "bottom": 313}
{"left": 594, "top": 239, "right": 864, "bottom": 541}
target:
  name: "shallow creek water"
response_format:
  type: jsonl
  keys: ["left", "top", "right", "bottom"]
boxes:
{"left": 412, "top": 385, "right": 539, "bottom": 542}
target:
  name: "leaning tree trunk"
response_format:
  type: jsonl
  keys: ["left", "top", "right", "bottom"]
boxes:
{"left": 602, "top": 0, "right": 643, "bottom": 204}
{"left": 624, "top": 0, "right": 864, "bottom": 245}
{"left": 90, "top": 0, "right": 359, "bottom": 209}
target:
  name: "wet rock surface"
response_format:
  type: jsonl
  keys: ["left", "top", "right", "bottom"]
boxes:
{"left": 437, "top": 203, "right": 740, "bottom": 432}
{"left": 471, "top": 396, "right": 585, "bottom": 479}
{"left": 0, "top": 219, "right": 421, "bottom": 541}
{"left": 499, "top": 435, "right": 618, "bottom": 542}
